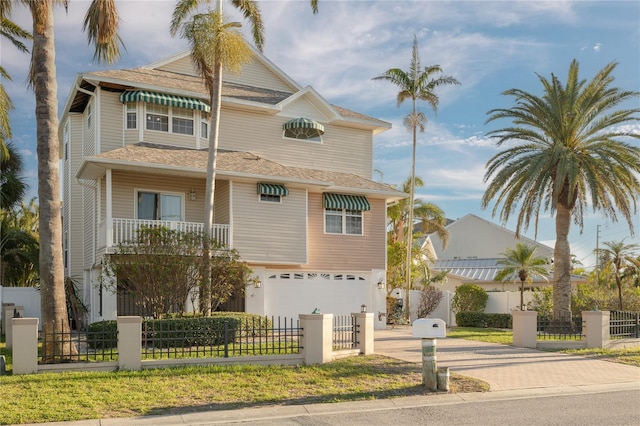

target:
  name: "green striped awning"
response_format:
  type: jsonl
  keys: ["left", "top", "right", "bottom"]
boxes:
{"left": 323, "top": 193, "right": 370, "bottom": 211}
{"left": 258, "top": 183, "right": 289, "bottom": 196}
{"left": 283, "top": 118, "right": 325, "bottom": 134}
{"left": 119, "top": 91, "right": 211, "bottom": 112}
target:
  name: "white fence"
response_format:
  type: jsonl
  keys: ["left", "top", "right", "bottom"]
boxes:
{"left": 0, "top": 286, "right": 42, "bottom": 333}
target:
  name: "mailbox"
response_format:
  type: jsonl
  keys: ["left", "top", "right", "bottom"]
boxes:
{"left": 412, "top": 318, "right": 446, "bottom": 338}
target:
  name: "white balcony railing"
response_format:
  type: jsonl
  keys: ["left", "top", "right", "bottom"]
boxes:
{"left": 108, "top": 218, "right": 230, "bottom": 248}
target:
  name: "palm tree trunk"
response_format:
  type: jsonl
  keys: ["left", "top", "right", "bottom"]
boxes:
{"left": 404, "top": 105, "right": 417, "bottom": 321}
{"left": 553, "top": 202, "right": 573, "bottom": 321}
{"left": 31, "top": 0, "right": 76, "bottom": 360}
{"left": 615, "top": 275, "right": 624, "bottom": 310}
{"left": 201, "top": 61, "right": 223, "bottom": 316}
{"left": 520, "top": 280, "right": 525, "bottom": 310}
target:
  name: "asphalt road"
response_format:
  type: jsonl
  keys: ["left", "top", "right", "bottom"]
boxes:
{"left": 233, "top": 390, "right": 640, "bottom": 426}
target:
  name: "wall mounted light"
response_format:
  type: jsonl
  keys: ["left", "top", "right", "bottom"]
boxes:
{"left": 254, "top": 280, "right": 262, "bottom": 288}
{"left": 361, "top": 304, "right": 367, "bottom": 313}
{"left": 377, "top": 278, "right": 385, "bottom": 289}
{"left": 189, "top": 189, "right": 197, "bottom": 201}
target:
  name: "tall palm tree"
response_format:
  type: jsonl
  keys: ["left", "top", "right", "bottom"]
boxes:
{"left": 0, "top": 1, "right": 31, "bottom": 161}
{"left": 171, "top": 0, "right": 318, "bottom": 314}
{"left": 598, "top": 240, "right": 639, "bottom": 310}
{"left": 14, "top": 0, "right": 123, "bottom": 360}
{"left": 482, "top": 59, "right": 640, "bottom": 322}
{"left": 373, "top": 35, "right": 460, "bottom": 319}
{"left": 495, "top": 243, "right": 550, "bottom": 311}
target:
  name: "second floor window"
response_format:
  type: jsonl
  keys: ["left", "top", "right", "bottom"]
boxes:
{"left": 146, "top": 104, "right": 169, "bottom": 132}
{"left": 172, "top": 107, "right": 194, "bottom": 135}
{"left": 126, "top": 103, "right": 137, "bottom": 129}
{"left": 325, "top": 208, "right": 363, "bottom": 235}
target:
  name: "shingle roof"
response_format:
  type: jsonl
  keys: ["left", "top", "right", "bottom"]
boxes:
{"left": 83, "top": 68, "right": 387, "bottom": 125}
{"left": 88, "top": 143, "right": 403, "bottom": 196}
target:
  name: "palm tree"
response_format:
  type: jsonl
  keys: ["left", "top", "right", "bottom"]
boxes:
{"left": 598, "top": 240, "right": 639, "bottom": 310}
{"left": 495, "top": 243, "right": 550, "bottom": 311}
{"left": 171, "top": 0, "right": 318, "bottom": 314}
{"left": 14, "top": 0, "right": 123, "bottom": 360}
{"left": 373, "top": 35, "right": 460, "bottom": 319}
{"left": 0, "top": 142, "right": 27, "bottom": 211}
{"left": 0, "top": 2, "right": 31, "bottom": 161}
{"left": 482, "top": 59, "right": 640, "bottom": 322}
{"left": 387, "top": 176, "right": 448, "bottom": 245}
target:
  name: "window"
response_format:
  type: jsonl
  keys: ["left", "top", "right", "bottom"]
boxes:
{"left": 260, "top": 193, "right": 281, "bottom": 203}
{"left": 126, "top": 103, "right": 137, "bottom": 129}
{"left": 282, "top": 118, "right": 324, "bottom": 142}
{"left": 283, "top": 127, "right": 322, "bottom": 142}
{"left": 87, "top": 104, "right": 92, "bottom": 129}
{"left": 137, "top": 191, "right": 182, "bottom": 221}
{"left": 146, "top": 104, "right": 169, "bottom": 132}
{"left": 325, "top": 208, "right": 363, "bottom": 235}
{"left": 172, "top": 107, "right": 194, "bottom": 135}
{"left": 201, "top": 120, "right": 208, "bottom": 139}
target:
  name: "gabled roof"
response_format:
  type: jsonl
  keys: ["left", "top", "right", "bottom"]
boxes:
{"left": 76, "top": 143, "right": 406, "bottom": 201}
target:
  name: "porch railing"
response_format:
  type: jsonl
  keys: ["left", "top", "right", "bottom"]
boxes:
{"left": 102, "top": 218, "right": 230, "bottom": 248}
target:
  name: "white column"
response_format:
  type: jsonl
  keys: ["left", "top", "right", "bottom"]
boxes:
{"left": 352, "top": 312, "right": 374, "bottom": 355}
{"left": 105, "top": 169, "right": 113, "bottom": 247}
{"left": 512, "top": 310, "right": 537, "bottom": 348}
{"left": 117, "top": 316, "right": 142, "bottom": 371}
{"left": 12, "top": 318, "right": 39, "bottom": 375}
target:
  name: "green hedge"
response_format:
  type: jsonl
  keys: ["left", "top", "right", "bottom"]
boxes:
{"left": 455, "top": 312, "right": 512, "bottom": 329}
{"left": 86, "top": 313, "right": 273, "bottom": 349}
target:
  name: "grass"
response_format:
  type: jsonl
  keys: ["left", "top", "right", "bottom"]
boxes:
{"left": 447, "top": 327, "right": 640, "bottom": 367}
{"left": 447, "top": 327, "right": 513, "bottom": 345}
{"left": 0, "top": 354, "right": 488, "bottom": 425}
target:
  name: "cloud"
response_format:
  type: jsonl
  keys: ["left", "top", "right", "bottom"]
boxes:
{"left": 593, "top": 43, "right": 602, "bottom": 52}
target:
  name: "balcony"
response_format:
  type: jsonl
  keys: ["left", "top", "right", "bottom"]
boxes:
{"left": 98, "top": 218, "right": 230, "bottom": 251}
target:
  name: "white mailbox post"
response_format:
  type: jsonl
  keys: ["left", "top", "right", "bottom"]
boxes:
{"left": 413, "top": 318, "right": 447, "bottom": 391}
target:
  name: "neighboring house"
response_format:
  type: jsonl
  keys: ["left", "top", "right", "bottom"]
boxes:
{"left": 60, "top": 47, "right": 405, "bottom": 329}
{"left": 426, "top": 214, "right": 557, "bottom": 293}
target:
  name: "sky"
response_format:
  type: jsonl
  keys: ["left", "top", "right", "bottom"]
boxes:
{"left": 1, "top": 0, "right": 639, "bottom": 270}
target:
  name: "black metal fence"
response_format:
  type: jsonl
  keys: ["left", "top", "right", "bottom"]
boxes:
{"left": 536, "top": 314, "right": 583, "bottom": 340}
{"left": 39, "top": 321, "right": 118, "bottom": 364}
{"left": 141, "top": 316, "right": 302, "bottom": 359}
{"left": 610, "top": 311, "right": 640, "bottom": 338}
{"left": 332, "top": 314, "right": 359, "bottom": 350}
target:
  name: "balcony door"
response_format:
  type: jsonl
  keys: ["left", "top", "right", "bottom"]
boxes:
{"left": 137, "top": 191, "right": 182, "bottom": 221}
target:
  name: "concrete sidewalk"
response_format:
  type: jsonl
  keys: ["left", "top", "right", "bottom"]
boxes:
{"left": 375, "top": 326, "right": 640, "bottom": 391}
{"left": 14, "top": 327, "right": 640, "bottom": 426}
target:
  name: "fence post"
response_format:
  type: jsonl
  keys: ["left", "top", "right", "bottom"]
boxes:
{"left": 583, "top": 310, "right": 609, "bottom": 349}
{"left": 512, "top": 310, "right": 537, "bottom": 348}
{"left": 352, "top": 312, "right": 374, "bottom": 355}
{"left": 12, "top": 317, "right": 39, "bottom": 375}
{"left": 299, "top": 313, "right": 333, "bottom": 364}
{"left": 117, "top": 316, "right": 142, "bottom": 371}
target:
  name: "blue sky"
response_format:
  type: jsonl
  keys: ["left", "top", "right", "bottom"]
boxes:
{"left": 2, "top": 0, "right": 639, "bottom": 269}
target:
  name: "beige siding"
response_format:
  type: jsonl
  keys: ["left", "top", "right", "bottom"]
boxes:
{"left": 224, "top": 59, "right": 296, "bottom": 92}
{"left": 99, "top": 90, "right": 124, "bottom": 153}
{"left": 219, "top": 109, "right": 373, "bottom": 178}
{"left": 213, "top": 180, "right": 230, "bottom": 224}
{"left": 284, "top": 96, "right": 328, "bottom": 121}
{"left": 156, "top": 55, "right": 198, "bottom": 76}
{"left": 110, "top": 171, "right": 209, "bottom": 222}
{"left": 82, "top": 103, "right": 97, "bottom": 269}
{"left": 305, "top": 193, "right": 385, "bottom": 271}
{"left": 231, "top": 182, "right": 307, "bottom": 264}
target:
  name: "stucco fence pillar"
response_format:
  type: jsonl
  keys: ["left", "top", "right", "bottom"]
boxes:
{"left": 512, "top": 310, "right": 537, "bottom": 348}
{"left": 117, "top": 316, "right": 142, "bottom": 371}
{"left": 11, "top": 317, "right": 39, "bottom": 375}
{"left": 300, "top": 313, "right": 333, "bottom": 364}
{"left": 582, "top": 310, "right": 610, "bottom": 348}
{"left": 352, "top": 312, "right": 374, "bottom": 355}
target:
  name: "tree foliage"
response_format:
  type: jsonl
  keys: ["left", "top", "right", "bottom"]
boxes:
{"left": 495, "top": 243, "right": 549, "bottom": 310}
{"left": 416, "top": 285, "right": 444, "bottom": 319}
{"left": 103, "top": 227, "right": 254, "bottom": 319}
{"left": 482, "top": 59, "right": 640, "bottom": 321}
{"left": 452, "top": 284, "right": 488, "bottom": 313}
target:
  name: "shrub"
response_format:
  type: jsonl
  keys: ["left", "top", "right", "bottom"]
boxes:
{"left": 527, "top": 287, "right": 553, "bottom": 316}
{"left": 452, "top": 284, "right": 488, "bottom": 313}
{"left": 386, "top": 295, "right": 405, "bottom": 325}
{"left": 456, "top": 312, "right": 512, "bottom": 328}
{"left": 416, "top": 285, "right": 444, "bottom": 318}
{"left": 86, "top": 320, "right": 118, "bottom": 349}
